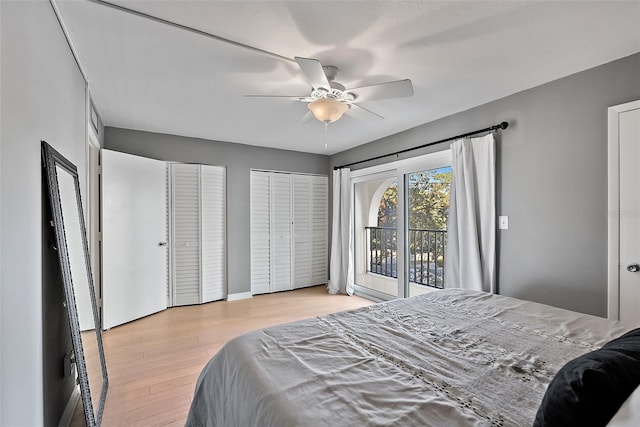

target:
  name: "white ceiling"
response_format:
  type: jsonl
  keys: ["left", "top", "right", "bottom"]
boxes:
{"left": 57, "top": 0, "right": 640, "bottom": 155}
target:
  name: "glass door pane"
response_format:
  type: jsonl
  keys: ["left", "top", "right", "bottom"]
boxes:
{"left": 354, "top": 175, "right": 400, "bottom": 298}
{"left": 406, "top": 167, "right": 451, "bottom": 297}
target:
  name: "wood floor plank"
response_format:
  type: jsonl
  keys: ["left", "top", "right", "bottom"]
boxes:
{"left": 91, "top": 285, "right": 373, "bottom": 426}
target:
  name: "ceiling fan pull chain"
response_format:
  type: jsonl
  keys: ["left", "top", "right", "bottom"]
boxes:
{"left": 324, "top": 121, "right": 329, "bottom": 150}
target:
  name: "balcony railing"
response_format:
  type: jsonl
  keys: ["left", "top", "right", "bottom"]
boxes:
{"left": 365, "top": 226, "right": 447, "bottom": 289}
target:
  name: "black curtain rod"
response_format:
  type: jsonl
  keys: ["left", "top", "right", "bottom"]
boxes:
{"left": 334, "top": 121, "right": 509, "bottom": 170}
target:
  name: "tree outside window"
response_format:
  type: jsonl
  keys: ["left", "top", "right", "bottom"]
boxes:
{"left": 377, "top": 167, "right": 451, "bottom": 230}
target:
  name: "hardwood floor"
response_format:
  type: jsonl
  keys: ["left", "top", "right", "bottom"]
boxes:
{"left": 96, "top": 286, "right": 373, "bottom": 426}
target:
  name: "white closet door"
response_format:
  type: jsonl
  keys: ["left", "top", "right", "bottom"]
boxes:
{"left": 201, "top": 165, "right": 226, "bottom": 303}
{"left": 311, "top": 175, "right": 329, "bottom": 284}
{"left": 250, "top": 171, "right": 271, "bottom": 294}
{"left": 171, "top": 163, "right": 201, "bottom": 306}
{"left": 292, "top": 175, "right": 311, "bottom": 289}
{"left": 102, "top": 150, "right": 167, "bottom": 329}
{"left": 270, "top": 173, "right": 292, "bottom": 292}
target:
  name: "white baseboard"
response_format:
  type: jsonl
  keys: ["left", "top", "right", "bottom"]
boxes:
{"left": 58, "top": 385, "right": 81, "bottom": 427}
{"left": 226, "top": 291, "right": 252, "bottom": 301}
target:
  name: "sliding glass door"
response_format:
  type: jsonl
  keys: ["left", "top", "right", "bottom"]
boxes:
{"left": 352, "top": 151, "right": 451, "bottom": 300}
{"left": 353, "top": 171, "right": 403, "bottom": 299}
{"left": 406, "top": 166, "right": 451, "bottom": 297}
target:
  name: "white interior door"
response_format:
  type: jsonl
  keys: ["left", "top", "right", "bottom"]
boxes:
{"left": 102, "top": 150, "right": 168, "bottom": 329}
{"left": 270, "top": 173, "right": 292, "bottom": 292}
{"left": 292, "top": 175, "right": 311, "bottom": 289}
{"left": 250, "top": 171, "right": 327, "bottom": 294}
{"left": 618, "top": 102, "right": 640, "bottom": 325}
{"left": 250, "top": 171, "right": 271, "bottom": 295}
{"left": 200, "top": 165, "right": 226, "bottom": 303}
{"left": 310, "top": 175, "right": 329, "bottom": 285}
{"left": 171, "top": 163, "right": 201, "bottom": 306}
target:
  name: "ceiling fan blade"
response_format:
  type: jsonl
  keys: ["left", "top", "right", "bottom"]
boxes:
{"left": 294, "top": 57, "right": 330, "bottom": 91}
{"left": 351, "top": 103, "right": 384, "bottom": 119}
{"left": 348, "top": 79, "right": 414, "bottom": 102}
{"left": 244, "top": 94, "right": 311, "bottom": 101}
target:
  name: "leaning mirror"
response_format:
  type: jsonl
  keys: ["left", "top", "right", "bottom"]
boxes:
{"left": 42, "top": 141, "right": 108, "bottom": 426}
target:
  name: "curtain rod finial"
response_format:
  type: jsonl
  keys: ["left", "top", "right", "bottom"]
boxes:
{"left": 500, "top": 121, "right": 509, "bottom": 130}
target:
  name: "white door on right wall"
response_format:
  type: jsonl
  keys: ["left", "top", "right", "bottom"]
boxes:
{"left": 610, "top": 100, "right": 640, "bottom": 326}
{"left": 618, "top": 104, "right": 640, "bottom": 325}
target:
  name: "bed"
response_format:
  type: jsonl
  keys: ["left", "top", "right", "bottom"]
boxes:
{"left": 186, "top": 289, "right": 637, "bottom": 426}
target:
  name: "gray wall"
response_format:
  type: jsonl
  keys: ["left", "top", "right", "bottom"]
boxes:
{"left": 104, "top": 128, "right": 329, "bottom": 295}
{"left": 1, "top": 1, "right": 88, "bottom": 425}
{"left": 331, "top": 53, "right": 640, "bottom": 317}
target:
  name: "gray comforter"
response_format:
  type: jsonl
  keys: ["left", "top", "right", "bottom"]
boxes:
{"left": 186, "top": 289, "right": 629, "bottom": 426}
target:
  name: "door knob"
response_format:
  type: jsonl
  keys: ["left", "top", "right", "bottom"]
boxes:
{"left": 627, "top": 263, "right": 640, "bottom": 273}
{"left": 158, "top": 242, "right": 167, "bottom": 247}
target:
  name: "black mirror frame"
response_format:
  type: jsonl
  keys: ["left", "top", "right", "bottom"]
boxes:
{"left": 42, "top": 141, "right": 108, "bottom": 426}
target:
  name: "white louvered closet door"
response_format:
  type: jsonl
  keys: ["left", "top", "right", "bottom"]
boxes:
{"left": 270, "top": 173, "right": 293, "bottom": 292}
{"left": 201, "top": 165, "right": 226, "bottom": 303}
{"left": 310, "top": 175, "right": 329, "bottom": 285}
{"left": 171, "top": 164, "right": 201, "bottom": 306}
{"left": 171, "top": 163, "right": 227, "bottom": 306}
{"left": 250, "top": 171, "right": 327, "bottom": 295}
{"left": 250, "top": 171, "right": 271, "bottom": 295}
{"left": 293, "top": 175, "right": 311, "bottom": 289}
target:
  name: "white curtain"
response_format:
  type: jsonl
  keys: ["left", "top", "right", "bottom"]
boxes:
{"left": 444, "top": 134, "right": 496, "bottom": 293}
{"left": 328, "top": 168, "right": 355, "bottom": 295}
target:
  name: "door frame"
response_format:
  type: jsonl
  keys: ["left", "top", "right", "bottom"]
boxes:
{"left": 87, "top": 119, "right": 102, "bottom": 324}
{"left": 607, "top": 100, "right": 640, "bottom": 320}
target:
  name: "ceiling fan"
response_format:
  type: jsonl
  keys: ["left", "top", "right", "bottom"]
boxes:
{"left": 246, "top": 57, "right": 414, "bottom": 124}
{"left": 80, "top": 3, "right": 414, "bottom": 127}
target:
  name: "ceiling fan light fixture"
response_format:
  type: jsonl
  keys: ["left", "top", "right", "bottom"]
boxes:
{"left": 308, "top": 98, "right": 349, "bottom": 123}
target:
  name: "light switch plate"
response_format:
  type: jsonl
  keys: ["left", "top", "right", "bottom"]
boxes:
{"left": 499, "top": 216, "right": 509, "bottom": 230}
